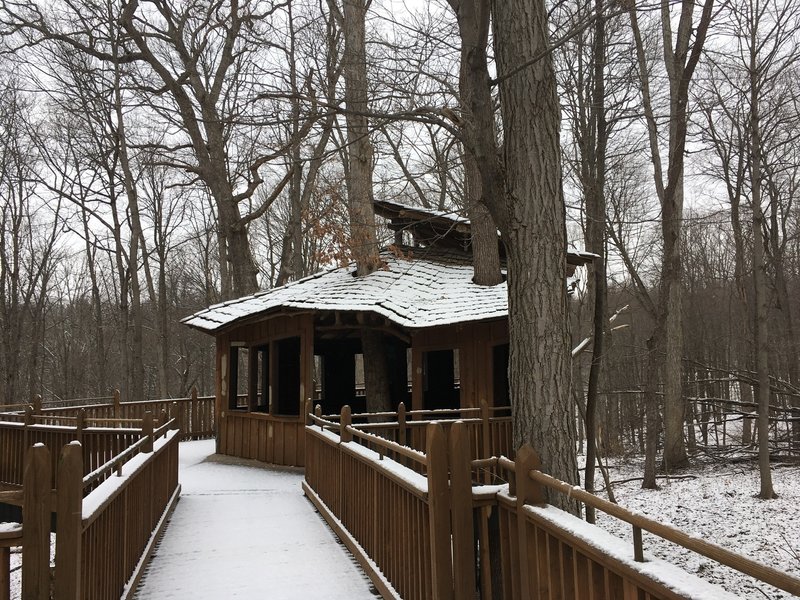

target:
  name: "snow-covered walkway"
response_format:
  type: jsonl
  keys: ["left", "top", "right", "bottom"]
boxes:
{"left": 134, "top": 440, "right": 380, "bottom": 599}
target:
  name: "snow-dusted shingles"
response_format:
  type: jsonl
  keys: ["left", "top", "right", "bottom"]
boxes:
{"left": 182, "top": 249, "right": 509, "bottom": 334}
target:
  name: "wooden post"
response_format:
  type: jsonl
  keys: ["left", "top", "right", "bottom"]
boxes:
{"left": 397, "top": 402, "right": 407, "bottom": 447}
{"left": 314, "top": 404, "right": 323, "bottom": 430}
{"left": 171, "top": 402, "right": 184, "bottom": 439}
{"left": 305, "top": 399, "right": 313, "bottom": 426}
{"left": 449, "top": 422, "right": 476, "bottom": 599}
{"left": 191, "top": 386, "right": 199, "bottom": 439}
{"left": 32, "top": 396, "right": 42, "bottom": 415}
{"left": 113, "top": 389, "right": 121, "bottom": 419}
{"left": 480, "top": 399, "right": 491, "bottom": 467}
{"left": 633, "top": 525, "right": 644, "bottom": 562}
{"left": 23, "top": 406, "right": 32, "bottom": 450}
{"left": 22, "top": 443, "right": 51, "bottom": 600}
{"left": 515, "top": 444, "right": 545, "bottom": 600}
{"left": 143, "top": 412, "right": 154, "bottom": 453}
{"left": 75, "top": 410, "right": 85, "bottom": 445}
{"left": 55, "top": 442, "right": 82, "bottom": 600}
{"left": 426, "top": 423, "right": 454, "bottom": 600}
{"left": 340, "top": 405, "right": 352, "bottom": 443}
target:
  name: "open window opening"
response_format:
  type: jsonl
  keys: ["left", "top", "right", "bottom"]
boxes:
{"left": 274, "top": 336, "right": 301, "bottom": 416}
{"left": 315, "top": 342, "right": 359, "bottom": 415}
{"left": 228, "top": 346, "right": 249, "bottom": 410}
{"left": 250, "top": 345, "right": 269, "bottom": 412}
{"left": 423, "top": 348, "right": 460, "bottom": 411}
{"left": 492, "top": 343, "right": 510, "bottom": 408}
{"left": 314, "top": 335, "right": 410, "bottom": 416}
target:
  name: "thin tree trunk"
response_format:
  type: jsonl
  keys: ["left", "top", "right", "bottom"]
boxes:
{"left": 750, "top": 41, "right": 776, "bottom": 499}
{"left": 584, "top": 0, "right": 607, "bottom": 522}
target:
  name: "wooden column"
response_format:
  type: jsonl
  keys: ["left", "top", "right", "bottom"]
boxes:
{"left": 515, "top": 444, "right": 545, "bottom": 599}
{"left": 22, "top": 444, "right": 50, "bottom": 600}
{"left": 215, "top": 338, "right": 228, "bottom": 453}
{"left": 449, "top": 422, "right": 476, "bottom": 599}
{"left": 55, "top": 443, "right": 83, "bottom": 600}
{"left": 411, "top": 345, "right": 423, "bottom": 412}
{"left": 426, "top": 423, "right": 453, "bottom": 600}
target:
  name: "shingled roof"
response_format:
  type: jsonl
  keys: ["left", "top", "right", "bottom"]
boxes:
{"left": 182, "top": 248, "right": 509, "bottom": 334}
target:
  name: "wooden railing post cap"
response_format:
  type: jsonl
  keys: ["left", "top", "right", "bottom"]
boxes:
{"left": 514, "top": 444, "right": 542, "bottom": 469}
{"left": 340, "top": 405, "right": 353, "bottom": 442}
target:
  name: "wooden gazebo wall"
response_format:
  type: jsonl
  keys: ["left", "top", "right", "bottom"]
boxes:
{"left": 215, "top": 314, "right": 313, "bottom": 467}
{"left": 410, "top": 320, "right": 509, "bottom": 411}
{"left": 213, "top": 313, "right": 508, "bottom": 468}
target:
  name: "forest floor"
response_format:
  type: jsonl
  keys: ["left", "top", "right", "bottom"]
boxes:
{"left": 587, "top": 451, "right": 800, "bottom": 599}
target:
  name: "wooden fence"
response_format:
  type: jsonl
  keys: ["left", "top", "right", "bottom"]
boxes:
{"left": 0, "top": 389, "right": 214, "bottom": 442}
{"left": 305, "top": 406, "right": 800, "bottom": 600}
{"left": 318, "top": 401, "right": 512, "bottom": 478}
{"left": 0, "top": 416, "right": 180, "bottom": 600}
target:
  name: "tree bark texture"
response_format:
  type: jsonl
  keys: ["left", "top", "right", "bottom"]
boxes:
{"left": 338, "top": 0, "right": 390, "bottom": 411}
{"left": 493, "top": 0, "right": 580, "bottom": 509}
{"left": 341, "top": 0, "right": 381, "bottom": 276}
{"left": 459, "top": 29, "right": 502, "bottom": 287}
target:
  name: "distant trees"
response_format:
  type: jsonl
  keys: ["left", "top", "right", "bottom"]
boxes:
{"left": 0, "top": 0, "right": 797, "bottom": 503}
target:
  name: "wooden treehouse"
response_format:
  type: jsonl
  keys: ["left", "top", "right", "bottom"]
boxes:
{"left": 182, "top": 201, "right": 594, "bottom": 467}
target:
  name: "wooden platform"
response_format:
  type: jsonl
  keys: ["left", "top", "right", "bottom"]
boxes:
{"left": 134, "top": 440, "right": 380, "bottom": 600}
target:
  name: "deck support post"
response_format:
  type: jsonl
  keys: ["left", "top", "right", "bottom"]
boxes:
{"left": 426, "top": 423, "right": 454, "bottom": 600}
{"left": 55, "top": 442, "right": 83, "bottom": 600}
{"left": 22, "top": 444, "right": 51, "bottom": 600}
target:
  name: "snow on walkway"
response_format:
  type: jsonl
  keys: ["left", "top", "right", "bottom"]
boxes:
{"left": 135, "top": 439, "right": 380, "bottom": 599}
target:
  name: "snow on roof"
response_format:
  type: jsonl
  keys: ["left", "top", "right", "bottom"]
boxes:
{"left": 182, "top": 248, "right": 510, "bottom": 334}
{"left": 374, "top": 199, "right": 471, "bottom": 226}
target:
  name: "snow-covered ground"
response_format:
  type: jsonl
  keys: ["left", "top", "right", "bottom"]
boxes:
{"left": 588, "top": 453, "right": 800, "bottom": 599}
{"left": 134, "top": 439, "right": 380, "bottom": 599}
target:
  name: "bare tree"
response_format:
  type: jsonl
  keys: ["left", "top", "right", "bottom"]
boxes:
{"left": 629, "top": 0, "right": 714, "bottom": 485}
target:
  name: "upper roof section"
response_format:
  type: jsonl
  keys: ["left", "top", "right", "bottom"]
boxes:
{"left": 374, "top": 199, "right": 597, "bottom": 271}
{"left": 182, "top": 247, "right": 508, "bottom": 334}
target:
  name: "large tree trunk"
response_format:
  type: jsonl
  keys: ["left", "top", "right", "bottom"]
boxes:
{"left": 338, "top": 0, "right": 390, "bottom": 411}
{"left": 460, "top": 40, "right": 502, "bottom": 287}
{"left": 466, "top": 159, "right": 502, "bottom": 286}
{"left": 493, "top": 0, "right": 580, "bottom": 511}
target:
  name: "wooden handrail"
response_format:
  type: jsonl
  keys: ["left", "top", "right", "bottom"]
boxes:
{"left": 497, "top": 455, "right": 516, "bottom": 472}
{"left": 526, "top": 468, "right": 800, "bottom": 597}
{"left": 80, "top": 419, "right": 175, "bottom": 489}
{"left": 82, "top": 436, "right": 150, "bottom": 489}
{"left": 307, "top": 413, "right": 340, "bottom": 429}
{"left": 153, "top": 418, "right": 177, "bottom": 439}
{"left": 345, "top": 426, "right": 428, "bottom": 465}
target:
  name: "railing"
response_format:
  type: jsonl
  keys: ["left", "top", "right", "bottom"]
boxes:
{"left": 317, "top": 401, "right": 512, "bottom": 478}
{"left": 304, "top": 406, "right": 800, "bottom": 600}
{"left": 0, "top": 416, "right": 180, "bottom": 600}
{"left": 304, "top": 411, "right": 446, "bottom": 600}
{"left": 0, "top": 388, "right": 214, "bottom": 442}
{"left": 491, "top": 448, "right": 800, "bottom": 600}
